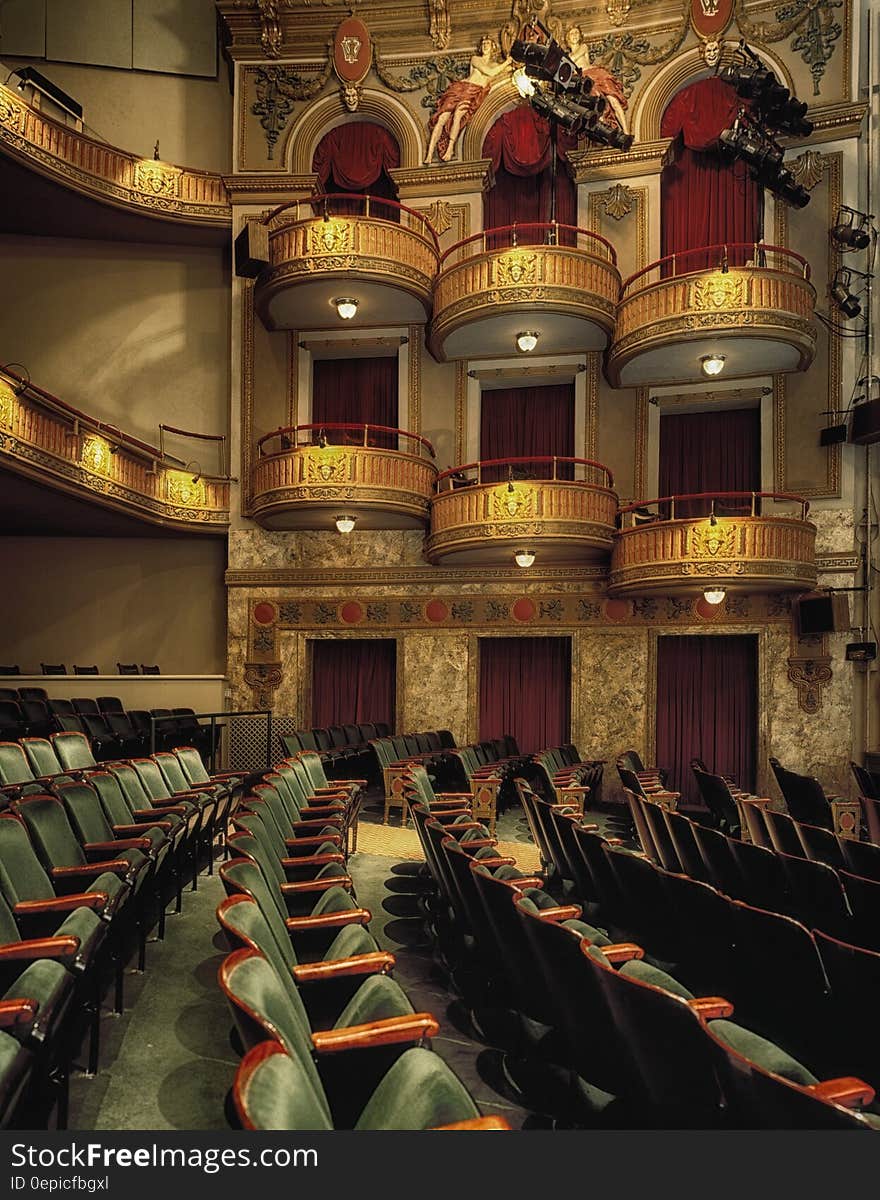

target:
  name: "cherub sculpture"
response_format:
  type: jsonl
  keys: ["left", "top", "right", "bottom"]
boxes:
{"left": 424, "top": 36, "right": 514, "bottom": 164}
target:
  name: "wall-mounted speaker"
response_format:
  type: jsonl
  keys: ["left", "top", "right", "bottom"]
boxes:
{"left": 794, "top": 591, "right": 851, "bottom": 636}
{"left": 850, "top": 398, "right": 880, "bottom": 445}
{"left": 234, "top": 220, "right": 269, "bottom": 279}
{"left": 820, "top": 423, "right": 848, "bottom": 446}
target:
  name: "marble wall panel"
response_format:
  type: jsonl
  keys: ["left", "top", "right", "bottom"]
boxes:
{"left": 228, "top": 528, "right": 428, "bottom": 571}
{"left": 575, "top": 628, "right": 650, "bottom": 798}
{"left": 400, "top": 633, "right": 470, "bottom": 745}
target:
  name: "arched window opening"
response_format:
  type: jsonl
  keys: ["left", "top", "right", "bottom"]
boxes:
{"left": 312, "top": 121, "right": 401, "bottom": 220}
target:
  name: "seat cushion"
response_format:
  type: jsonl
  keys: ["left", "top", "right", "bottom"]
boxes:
{"left": 325, "top": 923, "right": 379, "bottom": 960}
{"left": 4, "top": 958, "right": 73, "bottom": 1041}
{"left": 619, "top": 960, "right": 695, "bottom": 1000}
{"left": 55, "top": 905, "right": 107, "bottom": 964}
{"left": 334, "top": 974, "right": 414, "bottom": 1028}
{"left": 709, "top": 1020, "right": 818, "bottom": 1087}
{"left": 355, "top": 1047, "right": 480, "bottom": 1130}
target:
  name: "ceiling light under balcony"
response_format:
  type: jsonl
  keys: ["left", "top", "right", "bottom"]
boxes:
{"left": 515, "top": 549, "right": 536, "bottom": 568}
{"left": 703, "top": 586, "right": 726, "bottom": 605}
{"left": 333, "top": 297, "right": 359, "bottom": 320}
{"left": 701, "top": 354, "right": 726, "bottom": 377}
{"left": 335, "top": 515, "right": 357, "bottom": 534}
{"left": 516, "top": 331, "right": 539, "bottom": 353}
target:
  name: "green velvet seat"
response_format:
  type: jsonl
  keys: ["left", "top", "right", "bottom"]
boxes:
{"left": 0, "top": 1028, "right": 33, "bottom": 1129}
{"left": 226, "top": 831, "right": 351, "bottom": 918}
{"left": 49, "top": 732, "right": 97, "bottom": 773}
{"left": 20, "top": 738, "right": 66, "bottom": 781}
{"left": 0, "top": 742, "right": 44, "bottom": 788}
{"left": 128, "top": 758, "right": 215, "bottom": 879}
{"left": 233, "top": 1040, "right": 501, "bottom": 1131}
{"left": 244, "top": 783, "right": 344, "bottom": 853}
{"left": 231, "top": 811, "right": 340, "bottom": 879}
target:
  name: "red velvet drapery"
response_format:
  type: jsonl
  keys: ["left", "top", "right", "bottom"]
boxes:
{"left": 312, "top": 356, "right": 398, "bottom": 448}
{"left": 660, "top": 77, "right": 761, "bottom": 269}
{"left": 312, "top": 638, "right": 396, "bottom": 730}
{"left": 312, "top": 122, "right": 401, "bottom": 219}
{"left": 658, "top": 407, "right": 761, "bottom": 517}
{"left": 480, "top": 383, "right": 575, "bottom": 481}
{"left": 482, "top": 106, "right": 577, "bottom": 245}
{"left": 479, "top": 637, "right": 571, "bottom": 755}
{"left": 655, "top": 635, "right": 757, "bottom": 806}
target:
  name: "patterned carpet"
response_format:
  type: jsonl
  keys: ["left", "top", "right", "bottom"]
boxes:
{"left": 355, "top": 819, "right": 542, "bottom": 872}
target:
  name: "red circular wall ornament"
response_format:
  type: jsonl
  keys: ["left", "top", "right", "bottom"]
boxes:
{"left": 340, "top": 601, "right": 365, "bottom": 624}
{"left": 512, "top": 597, "right": 537, "bottom": 622}
{"left": 604, "top": 599, "right": 630, "bottom": 621}
{"left": 252, "top": 602, "right": 277, "bottom": 626}
{"left": 425, "top": 599, "right": 449, "bottom": 623}
{"left": 333, "top": 18, "right": 372, "bottom": 85}
{"left": 696, "top": 597, "right": 723, "bottom": 620}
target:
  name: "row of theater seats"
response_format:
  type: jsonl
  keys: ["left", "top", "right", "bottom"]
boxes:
{"left": 401, "top": 766, "right": 879, "bottom": 1129}
{"left": 0, "top": 740, "right": 244, "bottom": 1129}
{"left": 214, "top": 754, "right": 505, "bottom": 1130}
{"left": 0, "top": 665, "right": 161, "bottom": 676}
{"left": 280, "top": 722, "right": 393, "bottom": 782}
{"left": 0, "top": 689, "right": 215, "bottom": 762}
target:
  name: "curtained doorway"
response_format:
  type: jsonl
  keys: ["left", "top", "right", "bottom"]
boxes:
{"left": 479, "top": 636, "right": 571, "bottom": 756}
{"left": 312, "top": 356, "right": 398, "bottom": 448}
{"left": 655, "top": 634, "right": 757, "bottom": 807}
{"left": 311, "top": 638, "right": 396, "bottom": 731}
{"left": 658, "top": 406, "right": 761, "bottom": 518}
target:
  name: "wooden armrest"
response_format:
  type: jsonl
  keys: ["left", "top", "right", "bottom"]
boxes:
{"left": 445, "top": 820, "right": 481, "bottom": 831}
{"left": 688, "top": 996, "right": 734, "bottom": 1020}
{"left": 280, "top": 853, "right": 345, "bottom": 870}
{"left": 604, "top": 837, "right": 625, "bottom": 846}
{"left": 142, "top": 802, "right": 188, "bottom": 814}
{"left": 338, "top": 779, "right": 367, "bottom": 787}
{"left": 85, "top": 839, "right": 151, "bottom": 853}
{"left": 284, "top": 835, "right": 343, "bottom": 851}
{"left": 290, "top": 818, "right": 343, "bottom": 831}
{"left": 537, "top": 905, "right": 582, "bottom": 922}
{"left": 437, "top": 793, "right": 473, "bottom": 800}
{"left": 602, "top": 943, "right": 645, "bottom": 964}
{"left": 433, "top": 1117, "right": 512, "bottom": 1130}
{"left": 0, "top": 935, "right": 80, "bottom": 963}
{"left": 286, "top": 908, "right": 371, "bottom": 932}
{"left": 430, "top": 799, "right": 471, "bottom": 809}
{"left": 302, "top": 805, "right": 346, "bottom": 819}
{"left": 809, "top": 1077, "right": 876, "bottom": 1109}
{"left": 311, "top": 1012, "right": 439, "bottom": 1055}
{"left": 509, "top": 876, "right": 545, "bottom": 889}
{"left": 558, "top": 785, "right": 590, "bottom": 795}
{"left": 15, "top": 893, "right": 107, "bottom": 915}
{"left": 292, "top": 952, "right": 395, "bottom": 984}
{"left": 51, "top": 862, "right": 130, "bottom": 878}
{"left": 112, "top": 824, "right": 165, "bottom": 839}
{"left": 0, "top": 998, "right": 38, "bottom": 1028}
{"left": 280, "top": 876, "right": 353, "bottom": 895}
{"left": 472, "top": 856, "right": 516, "bottom": 868}
{"left": 460, "top": 837, "right": 496, "bottom": 851}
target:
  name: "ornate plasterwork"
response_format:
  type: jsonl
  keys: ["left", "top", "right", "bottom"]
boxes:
{"left": 408, "top": 325, "right": 423, "bottom": 434}
{"left": 787, "top": 632, "right": 833, "bottom": 713}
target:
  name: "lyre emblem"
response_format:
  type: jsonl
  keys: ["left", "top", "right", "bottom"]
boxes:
{"left": 341, "top": 36, "right": 361, "bottom": 63}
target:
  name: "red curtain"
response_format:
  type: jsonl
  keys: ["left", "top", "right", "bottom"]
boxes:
{"left": 659, "top": 407, "right": 761, "bottom": 517}
{"left": 480, "top": 383, "right": 574, "bottom": 481}
{"left": 656, "top": 635, "right": 757, "bottom": 806}
{"left": 312, "top": 122, "right": 401, "bottom": 219}
{"left": 312, "top": 639, "right": 396, "bottom": 730}
{"left": 479, "top": 637, "right": 571, "bottom": 755}
{"left": 482, "top": 106, "right": 577, "bottom": 245}
{"left": 660, "top": 77, "right": 761, "bottom": 269}
{"left": 312, "top": 357, "right": 398, "bottom": 448}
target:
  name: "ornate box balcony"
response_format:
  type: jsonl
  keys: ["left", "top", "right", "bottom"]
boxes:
{"left": 606, "top": 244, "right": 817, "bottom": 387}
{"left": 609, "top": 492, "right": 817, "bottom": 598}
{"left": 426, "top": 456, "right": 618, "bottom": 566}
{"left": 250, "top": 423, "right": 437, "bottom": 530}
{"left": 253, "top": 196, "right": 439, "bottom": 331}
{"left": 429, "top": 223, "right": 620, "bottom": 362}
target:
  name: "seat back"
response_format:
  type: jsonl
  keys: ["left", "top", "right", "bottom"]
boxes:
{"left": 88, "top": 771, "right": 138, "bottom": 827}
{"left": 0, "top": 742, "right": 36, "bottom": 786}
{"left": 17, "top": 688, "right": 47, "bottom": 703}
{"left": 691, "top": 823, "right": 745, "bottom": 899}
{"left": 0, "top": 689, "right": 19, "bottom": 703}
{"left": 662, "top": 809, "right": 709, "bottom": 882}
{"left": 21, "top": 737, "right": 65, "bottom": 779}
{"left": 219, "top": 949, "right": 323, "bottom": 1075}
{"left": 130, "top": 758, "right": 173, "bottom": 801}
{"left": 777, "top": 852, "right": 851, "bottom": 937}
{"left": 231, "top": 1041, "right": 333, "bottom": 1131}
{"left": 41, "top": 664, "right": 67, "bottom": 675}
{"left": 623, "top": 788, "right": 659, "bottom": 863}
{"left": 839, "top": 836, "right": 880, "bottom": 883}
{"left": 173, "top": 746, "right": 211, "bottom": 787}
{"left": 72, "top": 698, "right": 100, "bottom": 717}
{"left": 14, "top": 794, "right": 88, "bottom": 869}
{"left": 739, "top": 801, "right": 773, "bottom": 849}
{"left": 793, "top": 819, "right": 845, "bottom": 869}
{"left": 220, "top": 855, "right": 289, "bottom": 927}
{"left": 814, "top": 930, "right": 880, "bottom": 1090}
{"left": 108, "top": 763, "right": 154, "bottom": 809}
{"left": 769, "top": 758, "right": 833, "bottom": 829}
{"left": 839, "top": 870, "right": 880, "bottom": 952}
{"left": 98, "top": 697, "right": 125, "bottom": 714}
{"left": 690, "top": 765, "right": 742, "bottom": 835}
{"left": 50, "top": 731, "right": 97, "bottom": 771}
{"left": 640, "top": 796, "right": 682, "bottom": 873}
{"left": 152, "top": 751, "right": 196, "bottom": 796}
{"left": 116, "top": 664, "right": 139, "bottom": 675}
{"left": 763, "top": 809, "right": 805, "bottom": 857}
{"left": 140, "top": 665, "right": 160, "bottom": 675}
{"left": 0, "top": 813, "right": 56, "bottom": 904}
{"left": 725, "top": 836, "right": 788, "bottom": 912}
{"left": 0, "top": 702, "right": 23, "bottom": 737}
{"left": 53, "top": 779, "right": 114, "bottom": 845}
{"left": 603, "top": 845, "right": 680, "bottom": 961}
{"left": 73, "top": 665, "right": 99, "bottom": 675}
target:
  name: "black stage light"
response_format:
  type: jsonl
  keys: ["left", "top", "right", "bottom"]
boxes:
{"left": 831, "top": 206, "right": 873, "bottom": 250}
{"left": 511, "top": 37, "right": 576, "bottom": 89}
{"left": 830, "top": 268, "right": 862, "bottom": 319}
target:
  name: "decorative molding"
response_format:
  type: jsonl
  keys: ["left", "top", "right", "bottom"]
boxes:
{"left": 390, "top": 159, "right": 495, "bottom": 198}
{"left": 227, "top": 564, "right": 609, "bottom": 588}
{"left": 244, "top": 661, "right": 283, "bottom": 710}
{"left": 585, "top": 353, "right": 600, "bottom": 463}
{"left": 251, "top": 62, "right": 333, "bottom": 160}
{"left": 454, "top": 362, "right": 467, "bottom": 463}
{"left": 787, "top": 636, "right": 833, "bottom": 714}
{"left": 594, "top": 182, "right": 635, "bottom": 221}
{"left": 788, "top": 149, "right": 829, "bottom": 191}
{"left": 816, "top": 554, "right": 860, "bottom": 572}
{"left": 427, "top": 1, "right": 451, "bottom": 50}
{"left": 634, "top": 388, "right": 650, "bottom": 499}
{"left": 568, "top": 139, "right": 674, "bottom": 183}
{"left": 241, "top": 282, "right": 256, "bottom": 517}
{"left": 287, "top": 333, "right": 299, "bottom": 429}
{"left": 408, "top": 325, "right": 422, "bottom": 435}
{"left": 223, "top": 173, "right": 318, "bottom": 198}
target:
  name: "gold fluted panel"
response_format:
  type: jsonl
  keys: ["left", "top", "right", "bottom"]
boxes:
{"left": 430, "top": 244, "right": 620, "bottom": 358}
{"left": 250, "top": 444, "right": 437, "bottom": 528}
{"left": 607, "top": 266, "right": 817, "bottom": 386}
{"left": 0, "top": 382, "right": 229, "bottom": 531}
{"left": 255, "top": 216, "right": 438, "bottom": 325}
{"left": 426, "top": 479, "right": 618, "bottom": 564}
{"left": 609, "top": 516, "right": 818, "bottom": 596}
{"left": 0, "top": 84, "right": 230, "bottom": 227}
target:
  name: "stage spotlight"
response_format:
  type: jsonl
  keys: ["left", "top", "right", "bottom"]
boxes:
{"left": 830, "top": 269, "right": 862, "bottom": 319}
{"left": 721, "top": 41, "right": 813, "bottom": 136}
{"left": 831, "top": 206, "right": 874, "bottom": 251}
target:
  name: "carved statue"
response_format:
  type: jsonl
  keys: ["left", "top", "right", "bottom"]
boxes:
{"left": 424, "top": 36, "right": 513, "bottom": 164}
{"left": 564, "top": 24, "right": 630, "bottom": 136}
{"left": 500, "top": 1, "right": 564, "bottom": 55}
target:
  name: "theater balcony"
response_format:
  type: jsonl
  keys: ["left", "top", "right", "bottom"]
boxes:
{"left": 609, "top": 492, "right": 817, "bottom": 598}
{"left": 606, "top": 244, "right": 817, "bottom": 388}
{"left": 429, "top": 223, "right": 620, "bottom": 362}
{"left": 426, "top": 456, "right": 618, "bottom": 566}
{"left": 252, "top": 196, "right": 439, "bottom": 331}
{"left": 250, "top": 423, "right": 437, "bottom": 530}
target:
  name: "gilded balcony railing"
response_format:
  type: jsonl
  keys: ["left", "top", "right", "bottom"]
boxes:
{"left": 427, "top": 456, "right": 618, "bottom": 564}
{"left": 254, "top": 195, "right": 439, "bottom": 328}
{"left": 0, "top": 369, "right": 230, "bottom": 531}
{"left": 430, "top": 222, "right": 620, "bottom": 360}
{"left": 0, "top": 82, "right": 230, "bottom": 227}
{"left": 607, "top": 243, "right": 817, "bottom": 386}
{"left": 251, "top": 422, "right": 437, "bottom": 529}
{"left": 609, "top": 491, "right": 817, "bottom": 596}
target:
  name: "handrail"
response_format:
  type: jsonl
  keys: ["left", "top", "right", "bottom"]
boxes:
{"left": 620, "top": 243, "right": 811, "bottom": 298}
{"left": 439, "top": 222, "right": 617, "bottom": 268}
{"left": 159, "top": 424, "right": 227, "bottom": 478}
{"left": 263, "top": 193, "right": 440, "bottom": 253}
{"left": 618, "top": 490, "right": 811, "bottom": 521}
{"left": 257, "top": 422, "right": 436, "bottom": 459}
{"left": 435, "top": 455, "right": 615, "bottom": 489}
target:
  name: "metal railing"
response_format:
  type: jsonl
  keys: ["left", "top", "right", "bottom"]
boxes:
{"left": 439, "top": 221, "right": 617, "bottom": 269}
{"left": 435, "top": 455, "right": 615, "bottom": 491}
{"left": 619, "top": 243, "right": 812, "bottom": 301}
{"left": 617, "top": 490, "right": 811, "bottom": 527}
{"left": 257, "top": 422, "right": 435, "bottom": 460}
{"left": 263, "top": 193, "right": 440, "bottom": 253}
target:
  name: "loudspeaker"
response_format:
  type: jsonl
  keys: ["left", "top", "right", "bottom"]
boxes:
{"left": 794, "top": 591, "right": 851, "bottom": 635}
{"left": 234, "top": 219, "right": 269, "bottom": 279}
{"left": 850, "top": 398, "right": 880, "bottom": 445}
{"left": 820, "top": 423, "right": 848, "bottom": 445}
{"left": 846, "top": 641, "right": 877, "bottom": 662}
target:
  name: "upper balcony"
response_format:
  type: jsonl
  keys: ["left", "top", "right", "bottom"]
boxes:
{"left": 429, "top": 223, "right": 621, "bottom": 363}
{"left": 609, "top": 491, "right": 817, "bottom": 598}
{"left": 606, "top": 244, "right": 817, "bottom": 388}
{"left": 253, "top": 196, "right": 440, "bottom": 332}
{"left": 250, "top": 423, "right": 437, "bottom": 530}
{"left": 426, "top": 456, "right": 618, "bottom": 566}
